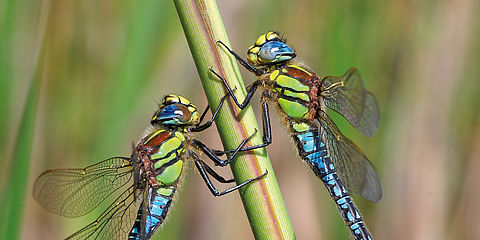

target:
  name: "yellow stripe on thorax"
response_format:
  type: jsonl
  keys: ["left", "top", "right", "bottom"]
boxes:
{"left": 274, "top": 74, "right": 310, "bottom": 92}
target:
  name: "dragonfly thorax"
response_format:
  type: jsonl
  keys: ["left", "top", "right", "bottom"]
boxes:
{"left": 136, "top": 127, "right": 186, "bottom": 189}
{"left": 268, "top": 64, "right": 321, "bottom": 121}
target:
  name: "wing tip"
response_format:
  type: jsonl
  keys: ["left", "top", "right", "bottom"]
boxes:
{"left": 363, "top": 191, "right": 383, "bottom": 203}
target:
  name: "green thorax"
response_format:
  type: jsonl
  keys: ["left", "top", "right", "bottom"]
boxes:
{"left": 138, "top": 128, "right": 186, "bottom": 188}
{"left": 267, "top": 64, "right": 319, "bottom": 120}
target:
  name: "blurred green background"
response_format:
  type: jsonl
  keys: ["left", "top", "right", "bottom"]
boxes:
{"left": 1, "top": 0, "right": 479, "bottom": 239}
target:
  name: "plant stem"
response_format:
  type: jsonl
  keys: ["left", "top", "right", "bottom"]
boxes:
{"left": 173, "top": 0, "right": 295, "bottom": 239}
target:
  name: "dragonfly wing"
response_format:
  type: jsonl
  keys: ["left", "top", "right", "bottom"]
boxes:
{"left": 318, "top": 111, "right": 382, "bottom": 202}
{"left": 321, "top": 68, "right": 379, "bottom": 137}
{"left": 33, "top": 157, "right": 133, "bottom": 217}
{"left": 66, "top": 186, "right": 144, "bottom": 240}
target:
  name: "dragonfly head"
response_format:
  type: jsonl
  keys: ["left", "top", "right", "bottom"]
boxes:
{"left": 247, "top": 32, "right": 296, "bottom": 66}
{"left": 151, "top": 95, "right": 199, "bottom": 126}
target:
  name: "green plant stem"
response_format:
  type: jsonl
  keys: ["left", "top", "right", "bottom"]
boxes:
{"left": 173, "top": 0, "right": 295, "bottom": 239}
{"left": 0, "top": 1, "right": 50, "bottom": 239}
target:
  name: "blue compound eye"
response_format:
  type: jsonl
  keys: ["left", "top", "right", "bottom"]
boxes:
{"left": 258, "top": 41, "right": 295, "bottom": 63}
{"left": 151, "top": 104, "right": 192, "bottom": 125}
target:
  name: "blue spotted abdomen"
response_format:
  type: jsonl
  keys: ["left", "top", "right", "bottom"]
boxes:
{"left": 289, "top": 121, "right": 372, "bottom": 240}
{"left": 129, "top": 185, "right": 176, "bottom": 239}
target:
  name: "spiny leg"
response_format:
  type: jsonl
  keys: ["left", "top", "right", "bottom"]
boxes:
{"left": 191, "top": 92, "right": 230, "bottom": 132}
{"left": 190, "top": 90, "right": 268, "bottom": 158}
{"left": 214, "top": 97, "right": 272, "bottom": 155}
{"left": 209, "top": 67, "right": 261, "bottom": 110}
{"left": 216, "top": 40, "right": 263, "bottom": 76}
{"left": 197, "top": 105, "right": 210, "bottom": 126}
{"left": 198, "top": 159, "right": 234, "bottom": 183}
{"left": 191, "top": 128, "right": 258, "bottom": 167}
{"left": 192, "top": 152, "right": 268, "bottom": 196}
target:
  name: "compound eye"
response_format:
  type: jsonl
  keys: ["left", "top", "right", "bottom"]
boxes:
{"left": 151, "top": 103, "right": 193, "bottom": 125}
{"left": 258, "top": 41, "right": 295, "bottom": 63}
{"left": 170, "top": 104, "right": 191, "bottom": 123}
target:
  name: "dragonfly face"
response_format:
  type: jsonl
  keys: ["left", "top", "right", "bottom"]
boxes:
{"left": 247, "top": 32, "right": 295, "bottom": 66}
{"left": 151, "top": 94, "right": 199, "bottom": 126}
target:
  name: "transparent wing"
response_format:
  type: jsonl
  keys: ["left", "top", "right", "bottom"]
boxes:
{"left": 318, "top": 111, "right": 382, "bottom": 202}
{"left": 321, "top": 68, "right": 379, "bottom": 137}
{"left": 66, "top": 186, "right": 144, "bottom": 240}
{"left": 33, "top": 157, "right": 133, "bottom": 217}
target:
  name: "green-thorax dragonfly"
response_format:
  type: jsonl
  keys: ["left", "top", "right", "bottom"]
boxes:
{"left": 33, "top": 94, "right": 267, "bottom": 240}
{"left": 210, "top": 31, "right": 382, "bottom": 240}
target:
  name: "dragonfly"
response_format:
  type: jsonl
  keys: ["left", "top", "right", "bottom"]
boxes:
{"left": 210, "top": 31, "right": 382, "bottom": 240}
{"left": 33, "top": 94, "right": 267, "bottom": 240}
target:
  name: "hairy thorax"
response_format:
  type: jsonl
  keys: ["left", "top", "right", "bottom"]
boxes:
{"left": 135, "top": 127, "right": 186, "bottom": 189}
{"left": 261, "top": 61, "right": 321, "bottom": 122}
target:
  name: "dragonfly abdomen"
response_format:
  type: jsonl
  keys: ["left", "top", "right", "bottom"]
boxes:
{"left": 148, "top": 186, "right": 176, "bottom": 225}
{"left": 323, "top": 174, "right": 372, "bottom": 240}
{"left": 129, "top": 185, "right": 177, "bottom": 239}
{"left": 290, "top": 121, "right": 372, "bottom": 240}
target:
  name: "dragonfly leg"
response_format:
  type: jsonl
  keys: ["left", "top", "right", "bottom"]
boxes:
{"left": 209, "top": 67, "right": 261, "bottom": 110}
{"left": 216, "top": 40, "right": 264, "bottom": 76}
{"left": 197, "top": 158, "right": 234, "bottom": 183}
{"left": 196, "top": 105, "right": 210, "bottom": 127}
{"left": 213, "top": 97, "right": 272, "bottom": 155}
{"left": 191, "top": 92, "right": 230, "bottom": 132}
{"left": 191, "top": 129, "right": 258, "bottom": 167}
{"left": 192, "top": 152, "right": 267, "bottom": 196}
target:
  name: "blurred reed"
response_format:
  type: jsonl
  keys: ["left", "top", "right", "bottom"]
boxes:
{"left": 0, "top": 0, "right": 50, "bottom": 238}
